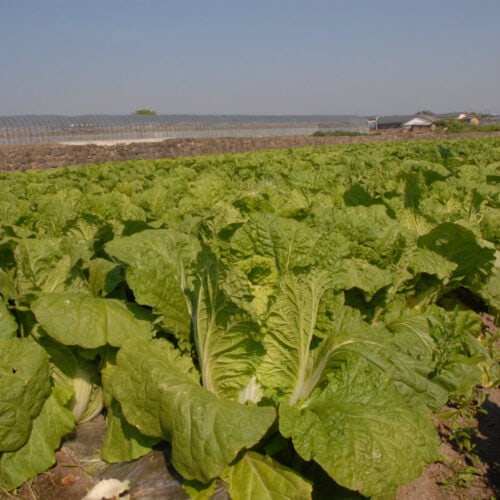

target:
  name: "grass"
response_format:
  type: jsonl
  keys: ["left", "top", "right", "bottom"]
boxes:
{"left": 313, "top": 130, "right": 368, "bottom": 137}
{"left": 312, "top": 130, "right": 366, "bottom": 137}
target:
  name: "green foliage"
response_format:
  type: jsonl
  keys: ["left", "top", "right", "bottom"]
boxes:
{"left": 0, "top": 136, "right": 499, "bottom": 496}
{"left": 312, "top": 130, "right": 365, "bottom": 137}
{"left": 435, "top": 118, "right": 475, "bottom": 133}
{"left": 133, "top": 108, "right": 157, "bottom": 115}
{"left": 439, "top": 460, "right": 483, "bottom": 490}
{"left": 0, "top": 339, "right": 51, "bottom": 452}
{"left": 435, "top": 117, "right": 500, "bottom": 133}
{"left": 0, "top": 386, "right": 74, "bottom": 491}
{"left": 220, "top": 451, "right": 313, "bottom": 500}
{"left": 438, "top": 390, "right": 489, "bottom": 492}
{"left": 111, "top": 338, "right": 275, "bottom": 482}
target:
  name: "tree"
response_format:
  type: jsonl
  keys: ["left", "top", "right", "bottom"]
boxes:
{"left": 133, "top": 109, "right": 157, "bottom": 115}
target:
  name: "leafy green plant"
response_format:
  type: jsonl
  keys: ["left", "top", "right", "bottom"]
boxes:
{"left": 0, "top": 137, "right": 499, "bottom": 497}
{"left": 436, "top": 389, "right": 490, "bottom": 493}
{"left": 439, "top": 459, "right": 483, "bottom": 490}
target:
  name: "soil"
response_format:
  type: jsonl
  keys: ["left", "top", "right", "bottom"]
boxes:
{"left": 2, "top": 130, "right": 500, "bottom": 173}
{"left": 1, "top": 131, "right": 499, "bottom": 499}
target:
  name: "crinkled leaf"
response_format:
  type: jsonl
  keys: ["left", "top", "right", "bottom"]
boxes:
{"left": 259, "top": 283, "right": 448, "bottom": 412}
{"left": 86, "top": 258, "right": 125, "bottom": 297}
{"left": 418, "top": 222, "right": 495, "bottom": 286}
{"left": 408, "top": 247, "right": 458, "bottom": 280}
{"left": 101, "top": 398, "right": 159, "bottom": 463}
{"left": 259, "top": 290, "right": 448, "bottom": 408}
{"left": 397, "top": 208, "right": 433, "bottom": 236}
{"left": 105, "top": 229, "right": 200, "bottom": 345}
{"left": 32, "top": 293, "right": 153, "bottom": 348}
{"left": 112, "top": 338, "right": 199, "bottom": 438}
{"left": 475, "top": 250, "right": 500, "bottom": 311}
{"left": 0, "top": 386, "right": 74, "bottom": 491}
{"left": 222, "top": 263, "right": 276, "bottom": 320}
{"left": 221, "top": 451, "right": 312, "bottom": 500}
{"left": 230, "top": 213, "right": 318, "bottom": 271}
{"left": 0, "top": 338, "right": 51, "bottom": 451}
{"left": 13, "top": 237, "right": 90, "bottom": 294}
{"left": 191, "top": 252, "right": 265, "bottom": 399}
{"left": 279, "top": 359, "right": 440, "bottom": 498}
{"left": 160, "top": 388, "right": 275, "bottom": 483}
{"left": 111, "top": 339, "right": 276, "bottom": 483}
{"left": 256, "top": 273, "right": 444, "bottom": 409}
{"left": 387, "top": 306, "right": 487, "bottom": 397}
{"left": 0, "top": 298, "right": 17, "bottom": 339}
{"left": 326, "top": 205, "right": 406, "bottom": 267}
{"left": 331, "top": 258, "right": 394, "bottom": 299}
{"left": 199, "top": 200, "right": 246, "bottom": 241}
{"left": 258, "top": 271, "right": 332, "bottom": 405}
{"left": 0, "top": 267, "right": 18, "bottom": 301}
{"left": 480, "top": 206, "right": 500, "bottom": 244}
{"left": 304, "top": 306, "right": 449, "bottom": 411}
{"left": 100, "top": 353, "right": 156, "bottom": 462}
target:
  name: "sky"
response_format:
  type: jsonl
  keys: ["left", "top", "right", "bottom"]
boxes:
{"left": 1, "top": 0, "right": 499, "bottom": 116}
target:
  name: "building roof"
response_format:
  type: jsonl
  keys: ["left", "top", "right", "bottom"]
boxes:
{"left": 434, "top": 112, "right": 466, "bottom": 120}
{"left": 403, "top": 116, "right": 434, "bottom": 127}
{"left": 376, "top": 115, "right": 414, "bottom": 125}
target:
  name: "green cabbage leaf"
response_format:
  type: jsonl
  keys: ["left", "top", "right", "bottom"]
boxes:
{"left": 111, "top": 338, "right": 275, "bottom": 483}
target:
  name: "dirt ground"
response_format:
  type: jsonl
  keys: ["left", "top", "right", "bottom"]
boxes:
{"left": 2, "top": 130, "right": 500, "bottom": 173}
{"left": 1, "top": 132, "right": 499, "bottom": 498}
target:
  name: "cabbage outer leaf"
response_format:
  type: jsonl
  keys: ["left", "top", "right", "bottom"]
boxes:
{"left": 0, "top": 386, "right": 74, "bottom": 491}
{"left": 101, "top": 398, "right": 159, "bottom": 463}
{"left": 0, "top": 338, "right": 51, "bottom": 451}
{"left": 105, "top": 229, "right": 200, "bottom": 346}
{"left": 32, "top": 293, "right": 152, "bottom": 348}
{"left": 230, "top": 213, "right": 318, "bottom": 271}
{"left": 256, "top": 272, "right": 443, "bottom": 496}
{"left": 221, "top": 451, "right": 312, "bottom": 500}
{"left": 279, "top": 360, "right": 440, "bottom": 498}
{"left": 111, "top": 338, "right": 276, "bottom": 483}
{"left": 0, "top": 298, "right": 17, "bottom": 340}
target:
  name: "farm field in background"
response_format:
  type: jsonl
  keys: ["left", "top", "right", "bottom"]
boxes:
{"left": 0, "top": 137, "right": 499, "bottom": 498}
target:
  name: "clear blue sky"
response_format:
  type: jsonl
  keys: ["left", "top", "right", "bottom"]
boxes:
{"left": 1, "top": 0, "right": 499, "bottom": 116}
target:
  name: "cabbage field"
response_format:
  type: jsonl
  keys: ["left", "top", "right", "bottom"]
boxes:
{"left": 1, "top": 137, "right": 499, "bottom": 498}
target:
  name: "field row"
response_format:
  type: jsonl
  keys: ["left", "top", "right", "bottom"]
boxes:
{"left": 1, "top": 137, "right": 499, "bottom": 497}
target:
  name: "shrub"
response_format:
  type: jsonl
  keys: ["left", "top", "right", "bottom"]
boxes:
{"left": 133, "top": 109, "right": 157, "bottom": 115}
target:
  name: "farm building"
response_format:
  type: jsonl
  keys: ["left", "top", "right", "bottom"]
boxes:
{"left": 368, "top": 115, "right": 413, "bottom": 131}
{"left": 369, "top": 111, "right": 471, "bottom": 132}
{"left": 402, "top": 113, "right": 436, "bottom": 131}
